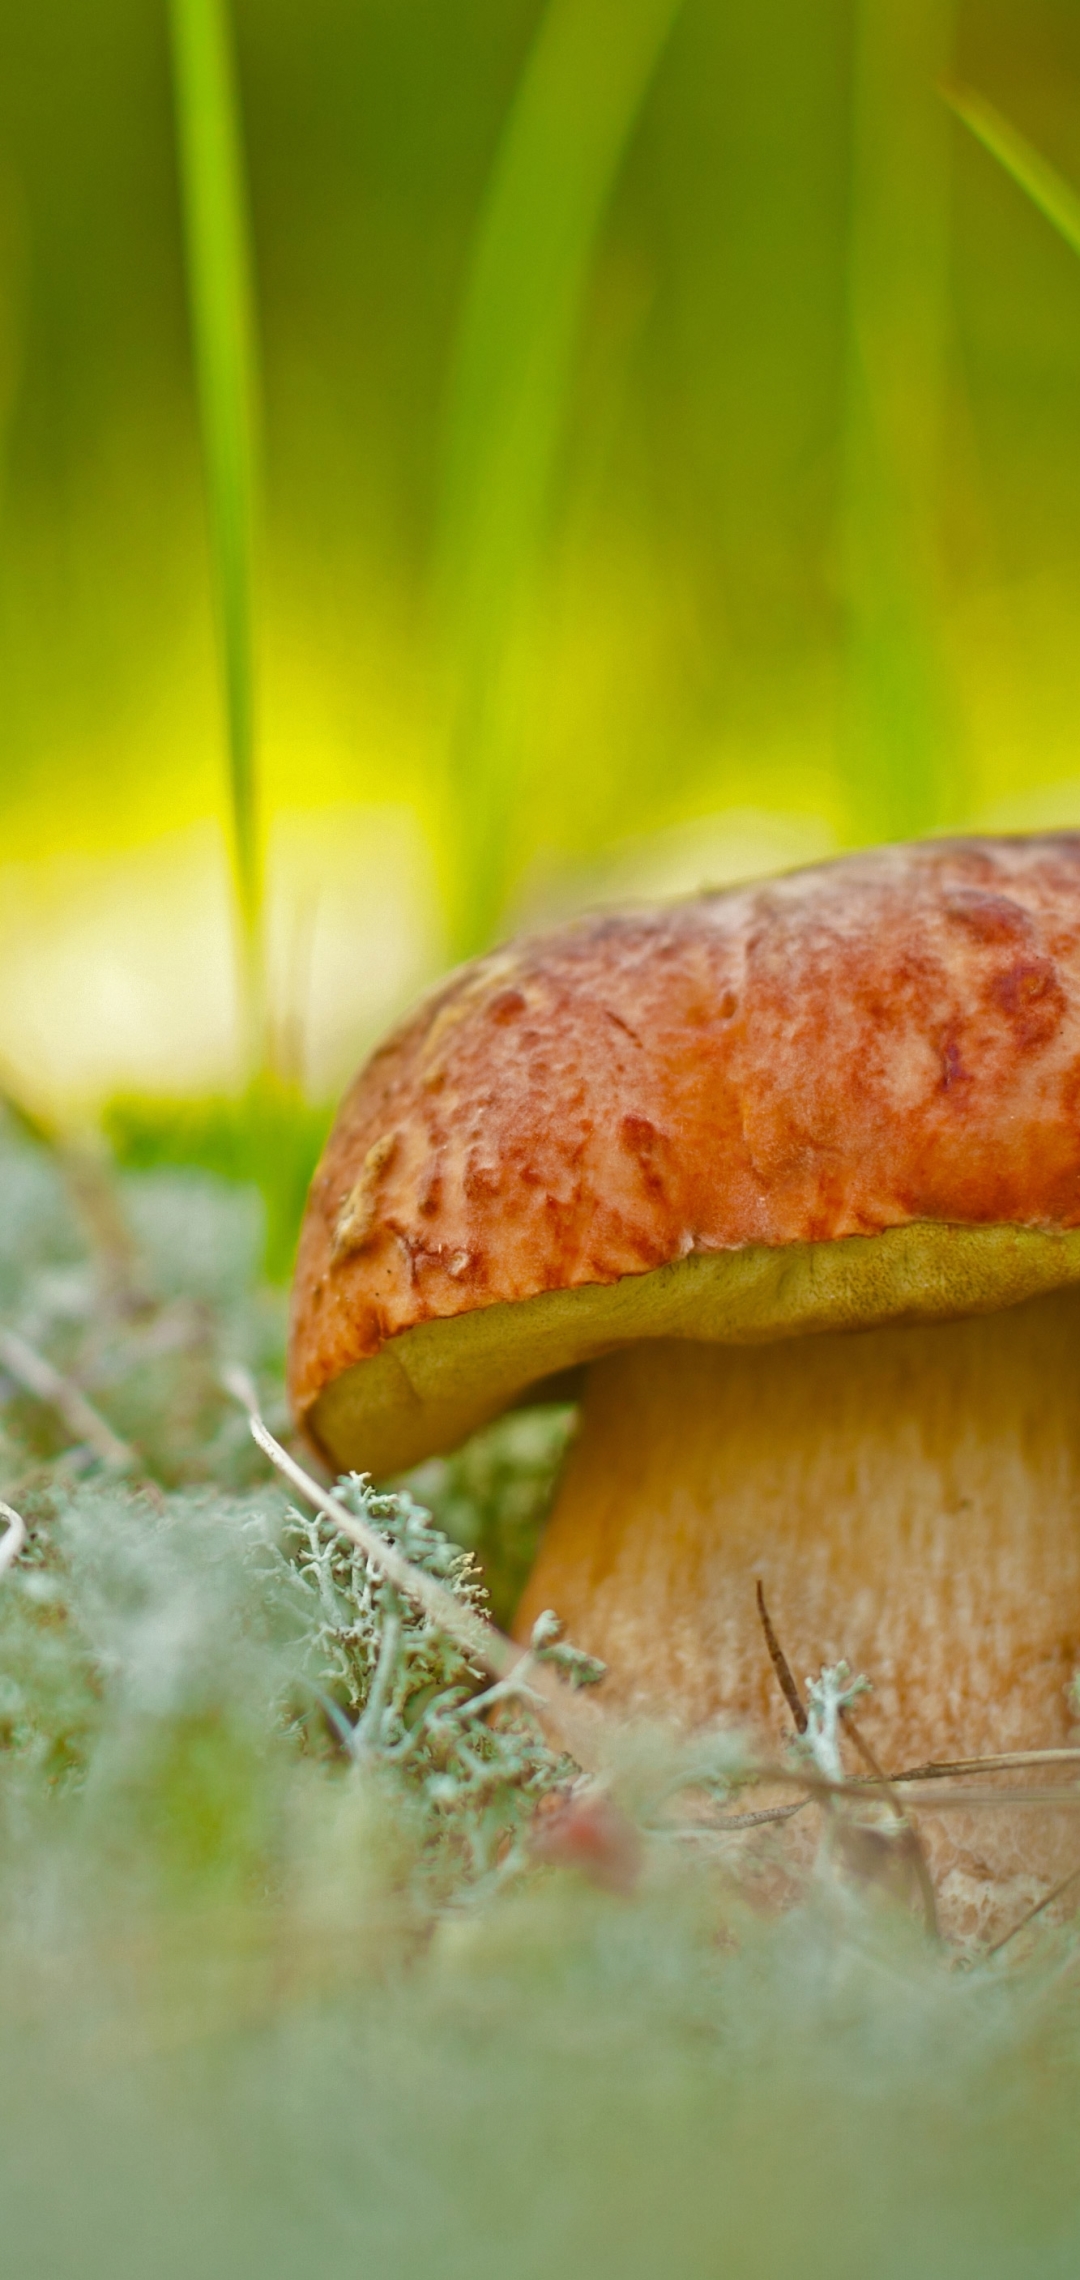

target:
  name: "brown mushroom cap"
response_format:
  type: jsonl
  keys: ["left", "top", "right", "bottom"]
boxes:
{"left": 289, "top": 833, "right": 1080, "bottom": 1477}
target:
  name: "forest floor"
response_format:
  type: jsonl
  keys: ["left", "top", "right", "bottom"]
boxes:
{"left": 0, "top": 1105, "right": 1079, "bottom": 2280}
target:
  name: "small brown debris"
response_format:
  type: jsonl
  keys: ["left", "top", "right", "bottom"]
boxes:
{"left": 530, "top": 1786, "right": 642, "bottom": 1895}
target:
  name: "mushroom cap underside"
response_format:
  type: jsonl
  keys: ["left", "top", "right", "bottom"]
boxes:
{"left": 290, "top": 832, "right": 1080, "bottom": 1474}
{"left": 309, "top": 1219, "right": 1080, "bottom": 1476}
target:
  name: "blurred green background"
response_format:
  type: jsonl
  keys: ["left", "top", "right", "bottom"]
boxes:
{"left": 0, "top": 0, "right": 1078, "bottom": 1127}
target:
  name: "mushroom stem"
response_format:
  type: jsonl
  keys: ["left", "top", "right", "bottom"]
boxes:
{"left": 515, "top": 1285, "right": 1080, "bottom": 1934}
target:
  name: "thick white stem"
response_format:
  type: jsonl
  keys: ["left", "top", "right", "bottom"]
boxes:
{"left": 516, "top": 1286, "right": 1080, "bottom": 1935}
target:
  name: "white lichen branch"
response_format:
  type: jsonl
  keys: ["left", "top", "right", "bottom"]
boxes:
{"left": 0, "top": 1500, "right": 26, "bottom": 1579}
{"left": 800, "top": 1662, "right": 872, "bottom": 1786}
{"left": 224, "top": 1368, "right": 609, "bottom": 1771}
{"left": 352, "top": 1604, "right": 403, "bottom": 1752}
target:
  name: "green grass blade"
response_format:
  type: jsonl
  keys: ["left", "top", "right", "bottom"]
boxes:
{"left": 943, "top": 83, "right": 1080, "bottom": 261}
{"left": 437, "top": 0, "right": 684, "bottom": 960}
{"left": 169, "top": 0, "right": 262, "bottom": 1061}
{"left": 839, "top": 0, "right": 959, "bottom": 846}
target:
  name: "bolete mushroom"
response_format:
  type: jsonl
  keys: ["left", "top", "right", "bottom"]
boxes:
{"left": 290, "top": 835, "right": 1080, "bottom": 1932}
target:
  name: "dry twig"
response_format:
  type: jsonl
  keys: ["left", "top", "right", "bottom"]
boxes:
{"left": 0, "top": 1324, "right": 135, "bottom": 1472}
{"left": 890, "top": 1748, "right": 1080, "bottom": 1783}
{"left": 895, "top": 1784, "right": 1080, "bottom": 1811}
{"left": 710, "top": 1799, "right": 809, "bottom": 1832}
{"left": 225, "top": 1370, "right": 610, "bottom": 1772}
{"left": 838, "top": 1705, "right": 939, "bottom": 1938}
{"left": 984, "top": 1858, "right": 1080, "bottom": 1959}
{"left": 741, "top": 1764, "right": 1080, "bottom": 1811}
{"left": 755, "top": 1580, "right": 808, "bottom": 1732}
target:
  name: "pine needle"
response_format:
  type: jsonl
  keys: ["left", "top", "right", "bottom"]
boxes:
{"left": 755, "top": 1579, "right": 808, "bottom": 1732}
{"left": 891, "top": 1748, "right": 1080, "bottom": 1784}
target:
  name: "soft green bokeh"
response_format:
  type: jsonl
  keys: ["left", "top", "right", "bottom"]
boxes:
{"left": 0, "top": 0, "right": 1078, "bottom": 1112}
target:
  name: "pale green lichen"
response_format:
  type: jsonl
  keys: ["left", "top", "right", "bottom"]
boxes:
{"left": 278, "top": 1471, "right": 603, "bottom": 1892}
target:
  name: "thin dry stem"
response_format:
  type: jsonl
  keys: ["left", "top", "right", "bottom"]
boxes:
{"left": 897, "top": 1785, "right": 1080, "bottom": 1810}
{"left": 743, "top": 1763, "right": 1080, "bottom": 1811}
{"left": 710, "top": 1800, "right": 809, "bottom": 1832}
{"left": 890, "top": 1749, "right": 1080, "bottom": 1782}
{"left": 839, "top": 1706, "right": 939, "bottom": 1937}
{"left": 755, "top": 1580, "right": 808, "bottom": 1732}
{"left": 225, "top": 1371, "right": 610, "bottom": 1772}
{"left": 984, "top": 1857, "right": 1080, "bottom": 1958}
{"left": 0, "top": 1324, "right": 135, "bottom": 1472}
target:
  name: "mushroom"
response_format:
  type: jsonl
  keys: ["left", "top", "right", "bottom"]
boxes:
{"left": 290, "top": 835, "right": 1080, "bottom": 1933}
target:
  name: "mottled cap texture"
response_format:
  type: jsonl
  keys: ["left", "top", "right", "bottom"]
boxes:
{"left": 290, "top": 835, "right": 1080, "bottom": 1473}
